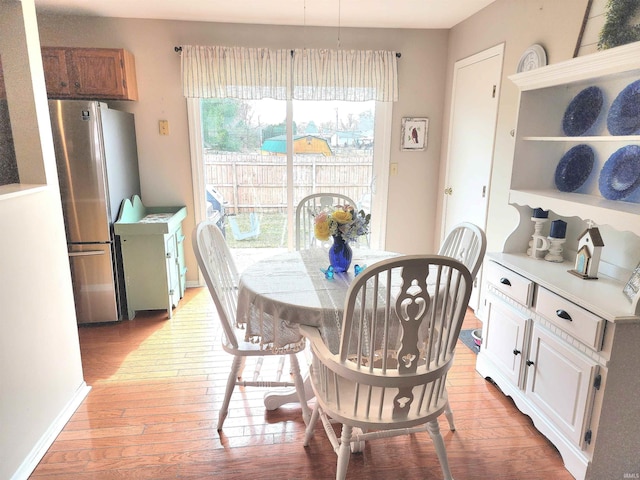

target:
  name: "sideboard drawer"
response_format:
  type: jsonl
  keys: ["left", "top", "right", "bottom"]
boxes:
{"left": 535, "top": 287, "right": 606, "bottom": 350}
{"left": 485, "top": 261, "right": 534, "bottom": 307}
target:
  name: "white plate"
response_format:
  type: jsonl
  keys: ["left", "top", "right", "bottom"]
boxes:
{"left": 517, "top": 44, "right": 547, "bottom": 73}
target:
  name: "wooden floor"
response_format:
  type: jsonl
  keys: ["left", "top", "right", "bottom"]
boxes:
{"left": 31, "top": 287, "right": 574, "bottom": 480}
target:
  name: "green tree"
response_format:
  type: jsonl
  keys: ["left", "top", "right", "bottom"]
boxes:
{"left": 201, "top": 99, "right": 262, "bottom": 152}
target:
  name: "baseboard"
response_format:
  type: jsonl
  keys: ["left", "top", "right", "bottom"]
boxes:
{"left": 10, "top": 382, "right": 91, "bottom": 480}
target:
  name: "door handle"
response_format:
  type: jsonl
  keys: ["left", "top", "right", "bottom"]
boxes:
{"left": 69, "top": 250, "right": 105, "bottom": 257}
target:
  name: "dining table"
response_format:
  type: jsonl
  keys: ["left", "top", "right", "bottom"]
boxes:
{"left": 235, "top": 246, "right": 399, "bottom": 410}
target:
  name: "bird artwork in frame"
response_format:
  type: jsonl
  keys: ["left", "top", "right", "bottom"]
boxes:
{"left": 401, "top": 117, "right": 428, "bottom": 151}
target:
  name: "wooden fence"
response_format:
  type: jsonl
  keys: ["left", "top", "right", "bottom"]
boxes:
{"left": 204, "top": 152, "right": 373, "bottom": 213}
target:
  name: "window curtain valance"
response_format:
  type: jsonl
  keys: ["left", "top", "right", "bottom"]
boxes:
{"left": 181, "top": 45, "right": 398, "bottom": 102}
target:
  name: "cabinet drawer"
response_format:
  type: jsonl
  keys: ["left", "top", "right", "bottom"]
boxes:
{"left": 535, "top": 287, "right": 605, "bottom": 350}
{"left": 485, "top": 261, "right": 534, "bottom": 306}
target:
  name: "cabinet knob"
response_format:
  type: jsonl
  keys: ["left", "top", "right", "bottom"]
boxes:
{"left": 499, "top": 277, "right": 511, "bottom": 286}
{"left": 513, "top": 349, "right": 521, "bottom": 356}
{"left": 74, "top": 81, "right": 81, "bottom": 88}
{"left": 60, "top": 81, "right": 68, "bottom": 87}
{"left": 556, "top": 309, "right": 572, "bottom": 321}
{"left": 526, "top": 360, "right": 535, "bottom": 367}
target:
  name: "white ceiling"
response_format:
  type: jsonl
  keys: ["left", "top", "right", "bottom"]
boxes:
{"left": 34, "top": 0, "right": 497, "bottom": 29}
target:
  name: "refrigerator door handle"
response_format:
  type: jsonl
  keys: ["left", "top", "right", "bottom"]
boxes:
{"left": 68, "top": 250, "right": 107, "bottom": 257}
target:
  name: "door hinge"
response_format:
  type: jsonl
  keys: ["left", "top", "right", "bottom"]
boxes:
{"left": 492, "top": 85, "right": 496, "bottom": 98}
{"left": 584, "top": 430, "right": 592, "bottom": 445}
{"left": 482, "top": 185, "right": 487, "bottom": 198}
{"left": 593, "top": 374, "right": 602, "bottom": 390}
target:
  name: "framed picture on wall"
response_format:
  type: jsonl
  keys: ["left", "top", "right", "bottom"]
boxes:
{"left": 401, "top": 117, "right": 428, "bottom": 151}
{"left": 623, "top": 261, "right": 640, "bottom": 302}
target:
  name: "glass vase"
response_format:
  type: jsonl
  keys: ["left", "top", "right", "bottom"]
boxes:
{"left": 329, "top": 235, "right": 353, "bottom": 273}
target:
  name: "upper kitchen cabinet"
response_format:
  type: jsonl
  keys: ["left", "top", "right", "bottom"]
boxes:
{"left": 42, "top": 47, "right": 138, "bottom": 101}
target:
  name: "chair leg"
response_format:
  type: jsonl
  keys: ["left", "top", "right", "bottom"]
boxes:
{"left": 237, "top": 356, "right": 247, "bottom": 380}
{"left": 426, "top": 420, "right": 454, "bottom": 480}
{"left": 444, "top": 401, "right": 456, "bottom": 431}
{"left": 218, "top": 355, "right": 242, "bottom": 431}
{"left": 335, "top": 425, "right": 353, "bottom": 480}
{"left": 289, "top": 353, "right": 311, "bottom": 424}
{"left": 303, "top": 403, "right": 320, "bottom": 447}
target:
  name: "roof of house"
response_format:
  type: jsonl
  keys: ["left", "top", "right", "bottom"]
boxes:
{"left": 578, "top": 227, "right": 605, "bottom": 246}
{"left": 260, "top": 135, "right": 332, "bottom": 155}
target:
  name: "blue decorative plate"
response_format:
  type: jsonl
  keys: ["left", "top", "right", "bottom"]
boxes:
{"left": 607, "top": 79, "right": 640, "bottom": 135}
{"left": 598, "top": 145, "right": 640, "bottom": 200}
{"left": 562, "top": 86, "right": 603, "bottom": 136}
{"left": 554, "top": 144, "right": 595, "bottom": 192}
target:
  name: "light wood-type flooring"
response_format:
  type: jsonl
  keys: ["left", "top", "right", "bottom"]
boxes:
{"left": 30, "top": 287, "right": 574, "bottom": 479}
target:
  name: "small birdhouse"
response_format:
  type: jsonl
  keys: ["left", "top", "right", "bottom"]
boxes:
{"left": 569, "top": 227, "right": 604, "bottom": 279}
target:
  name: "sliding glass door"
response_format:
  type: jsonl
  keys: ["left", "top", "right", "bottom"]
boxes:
{"left": 188, "top": 97, "right": 390, "bottom": 268}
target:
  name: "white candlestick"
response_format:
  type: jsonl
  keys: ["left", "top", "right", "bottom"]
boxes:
{"left": 545, "top": 237, "right": 566, "bottom": 263}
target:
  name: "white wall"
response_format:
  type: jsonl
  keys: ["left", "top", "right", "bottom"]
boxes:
{"left": 0, "top": 1, "right": 87, "bottom": 479}
{"left": 36, "top": 16, "right": 450, "bottom": 270}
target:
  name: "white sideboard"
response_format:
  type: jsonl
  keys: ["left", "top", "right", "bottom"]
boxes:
{"left": 477, "top": 42, "right": 640, "bottom": 480}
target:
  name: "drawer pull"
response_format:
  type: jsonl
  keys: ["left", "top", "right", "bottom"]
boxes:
{"left": 513, "top": 349, "right": 521, "bottom": 356}
{"left": 499, "top": 277, "right": 512, "bottom": 286}
{"left": 556, "top": 309, "right": 572, "bottom": 321}
{"left": 526, "top": 360, "right": 535, "bottom": 367}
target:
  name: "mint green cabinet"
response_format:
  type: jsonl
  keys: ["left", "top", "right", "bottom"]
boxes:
{"left": 114, "top": 195, "right": 187, "bottom": 319}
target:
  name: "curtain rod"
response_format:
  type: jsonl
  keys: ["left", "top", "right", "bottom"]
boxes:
{"left": 174, "top": 46, "right": 401, "bottom": 58}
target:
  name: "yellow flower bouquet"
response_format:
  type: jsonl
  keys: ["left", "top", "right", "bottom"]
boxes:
{"left": 313, "top": 204, "right": 370, "bottom": 243}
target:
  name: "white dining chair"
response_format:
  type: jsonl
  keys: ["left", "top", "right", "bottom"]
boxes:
{"left": 300, "top": 255, "right": 473, "bottom": 480}
{"left": 295, "top": 193, "right": 357, "bottom": 250}
{"left": 438, "top": 222, "right": 487, "bottom": 280}
{"left": 192, "top": 220, "right": 310, "bottom": 429}
{"left": 438, "top": 221, "right": 486, "bottom": 430}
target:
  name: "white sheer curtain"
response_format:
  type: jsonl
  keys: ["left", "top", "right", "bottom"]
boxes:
{"left": 181, "top": 45, "right": 398, "bottom": 101}
{"left": 181, "top": 45, "right": 291, "bottom": 99}
{"left": 291, "top": 48, "right": 398, "bottom": 102}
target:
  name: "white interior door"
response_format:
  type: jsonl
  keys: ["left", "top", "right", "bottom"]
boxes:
{"left": 443, "top": 44, "right": 504, "bottom": 310}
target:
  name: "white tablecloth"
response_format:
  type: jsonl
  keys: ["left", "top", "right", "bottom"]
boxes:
{"left": 236, "top": 248, "right": 398, "bottom": 353}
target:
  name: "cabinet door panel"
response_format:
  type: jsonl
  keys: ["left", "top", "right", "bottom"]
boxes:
{"left": 482, "top": 298, "right": 528, "bottom": 386}
{"left": 42, "top": 48, "right": 71, "bottom": 96}
{"left": 69, "top": 49, "right": 126, "bottom": 98}
{"left": 526, "top": 324, "right": 598, "bottom": 447}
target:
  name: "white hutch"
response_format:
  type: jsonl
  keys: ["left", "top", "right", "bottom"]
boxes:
{"left": 477, "top": 42, "right": 640, "bottom": 480}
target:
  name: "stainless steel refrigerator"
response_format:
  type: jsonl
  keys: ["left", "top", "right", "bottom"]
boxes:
{"left": 49, "top": 100, "right": 141, "bottom": 324}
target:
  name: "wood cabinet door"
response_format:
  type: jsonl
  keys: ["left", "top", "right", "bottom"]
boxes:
{"left": 482, "top": 299, "right": 528, "bottom": 387}
{"left": 42, "top": 48, "right": 71, "bottom": 96}
{"left": 525, "top": 323, "right": 599, "bottom": 448}
{"left": 68, "top": 48, "right": 127, "bottom": 99}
